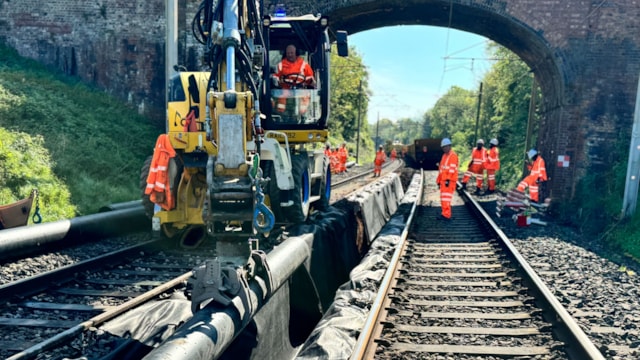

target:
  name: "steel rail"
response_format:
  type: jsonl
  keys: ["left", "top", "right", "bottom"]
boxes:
{"left": 464, "top": 191, "right": 605, "bottom": 360}
{"left": 349, "top": 169, "right": 423, "bottom": 359}
{"left": 7, "top": 267, "right": 191, "bottom": 360}
{"left": 0, "top": 240, "right": 158, "bottom": 300}
{"left": 332, "top": 160, "right": 403, "bottom": 187}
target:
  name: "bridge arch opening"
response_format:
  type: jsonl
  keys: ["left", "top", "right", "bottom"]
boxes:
{"left": 327, "top": 0, "right": 567, "bottom": 194}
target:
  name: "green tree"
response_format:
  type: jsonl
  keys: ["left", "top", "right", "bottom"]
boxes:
{"left": 478, "top": 44, "right": 535, "bottom": 188}
{"left": 329, "top": 46, "right": 374, "bottom": 162}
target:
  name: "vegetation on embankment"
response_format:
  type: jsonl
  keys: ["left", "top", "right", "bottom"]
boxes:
{"left": 0, "top": 43, "right": 159, "bottom": 220}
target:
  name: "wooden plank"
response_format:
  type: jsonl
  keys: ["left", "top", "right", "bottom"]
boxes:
{"left": 403, "top": 290, "right": 519, "bottom": 297}
{"left": 409, "top": 299, "right": 524, "bottom": 307}
{"left": 406, "top": 271, "right": 507, "bottom": 278}
{"left": 412, "top": 251, "right": 497, "bottom": 256}
{"left": 21, "top": 301, "right": 112, "bottom": 311}
{"left": 412, "top": 311, "right": 532, "bottom": 320}
{"left": 407, "top": 263, "right": 502, "bottom": 269}
{"left": 56, "top": 288, "right": 142, "bottom": 297}
{"left": 107, "top": 269, "right": 184, "bottom": 276}
{"left": 413, "top": 243, "right": 492, "bottom": 249}
{"left": 0, "top": 317, "right": 77, "bottom": 328}
{"left": 415, "top": 258, "right": 499, "bottom": 263}
{"left": 406, "top": 280, "right": 512, "bottom": 287}
{"left": 390, "top": 343, "right": 549, "bottom": 356}
{"left": 393, "top": 324, "right": 540, "bottom": 336}
{"left": 0, "top": 340, "right": 40, "bottom": 351}
{"left": 84, "top": 278, "right": 163, "bottom": 286}
{"left": 130, "top": 262, "right": 189, "bottom": 270}
{"left": 590, "top": 326, "right": 638, "bottom": 336}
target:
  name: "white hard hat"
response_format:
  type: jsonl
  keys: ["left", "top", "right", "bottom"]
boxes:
{"left": 477, "top": 139, "right": 484, "bottom": 145}
{"left": 490, "top": 138, "right": 499, "bottom": 146}
{"left": 441, "top": 138, "right": 452, "bottom": 147}
{"left": 527, "top": 148, "right": 538, "bottom": 159}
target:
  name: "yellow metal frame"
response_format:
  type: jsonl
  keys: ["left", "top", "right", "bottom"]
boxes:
{"left": 266, "top": 129, "right": 328, "bottom": 143}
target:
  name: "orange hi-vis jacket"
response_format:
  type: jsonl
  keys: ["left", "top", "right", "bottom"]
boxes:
{"left": 469, "top": 147, "right": 487, "bottom": 169}
{"left": 527, "top": 156, "right": 547, "bottom": 182}
{"left": 338, "top": 146, "right": 348, "bottom": 172}
{"left": 273, "top": 57, "right": 314, "bottom": 115}
{"left": 374, "top": 150, "right": 386, "bottom": 166}
{"left": 485, "top": 147, "right": 500, "bottom": 170}
{"left": 437, "top": 151, "right": 459, "bottom": 185}
{"left": 145, "top": 134, "right": 177, "bottom": 210}
{"left": 273, "top": 57, "right": 314, "bottom": 89}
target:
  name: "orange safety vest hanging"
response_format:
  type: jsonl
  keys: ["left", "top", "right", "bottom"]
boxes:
{"left": 145, "top": 134, "right": 177, "bottom": 210}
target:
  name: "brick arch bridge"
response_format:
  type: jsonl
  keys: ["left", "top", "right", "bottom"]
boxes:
{"left": 293, "top": 0, "right": 640, "bottom": 208}
{"left": 0, "top": 0, "right": 639, "bottom": 210}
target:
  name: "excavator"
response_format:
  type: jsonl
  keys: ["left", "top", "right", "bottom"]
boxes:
{"left": 140, "top": 0, "right": 348, "bottom": 311}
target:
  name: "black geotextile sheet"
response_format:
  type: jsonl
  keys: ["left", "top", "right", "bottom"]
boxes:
{"left": 345, "top": 174, "right": 405, "bottom": 244}
{"left": 88, "top": 174, "right": 414, "bottom": 360}
{"left": 294, "top": 173, "right": 422, "bottom": 359}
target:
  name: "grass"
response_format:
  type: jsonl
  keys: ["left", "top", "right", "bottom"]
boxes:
{"left": 0, "top": 42, "right": 160, "bottom": 219}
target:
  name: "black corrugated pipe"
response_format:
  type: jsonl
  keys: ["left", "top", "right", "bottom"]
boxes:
{"left": 99, "top": 200, "right": 143, "bottom": 212}
{"left": 142, "top": 233, "right": 313, "bottom": 360}
{"left": 0, "top": 204, "right": 149, "bottom": 261}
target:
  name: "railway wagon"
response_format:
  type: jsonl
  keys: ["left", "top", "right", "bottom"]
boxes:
{"left": 404, "top": 138, "right": 443, "bottom": 170}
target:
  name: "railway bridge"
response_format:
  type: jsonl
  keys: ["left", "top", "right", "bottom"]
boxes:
{"left": 306, "top": 0, "right": 640, "bottom": 209}
{"left": 0, "top": 0, "right": 639, "bottom": 211}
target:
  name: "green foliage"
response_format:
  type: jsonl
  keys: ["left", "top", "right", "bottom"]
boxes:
{"left": 608, "top": 211, "right": 640, "bottom": 259}
{"left": 0, "top": 129, "right": 76, "bottom": 221}
{"left": 0, "top": 42, "right": 159, "bottom": 217}
{"left": 329, "top": 46, "right": 374, "bottom": 163}
{"left": 573, "top": 130, "right": 628, "bottom": 235}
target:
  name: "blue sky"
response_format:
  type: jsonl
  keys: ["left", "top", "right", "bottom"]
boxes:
{"left": 349, "top": 26, "right": 495, "bottom": 123}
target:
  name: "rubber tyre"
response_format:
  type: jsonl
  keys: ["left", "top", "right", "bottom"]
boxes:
{"left": 140, "top": 155, "right": 155, "bottom": 219}
{"left": 260, "top": 160, "right": 285, "bottom": 223}
{"left": 315, "top": 155, "right": 331, "bottom": 211}
{"left": 283, "top": 152, "right": 310, "bottom": 223}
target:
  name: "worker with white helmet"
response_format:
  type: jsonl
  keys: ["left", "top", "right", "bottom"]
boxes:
{"left": 517, "top": 148, "right": 548, "bottom": 202}
{"left": 461, "top": 139, "right": 487, "bottom": 195}
{"left": 436, "top": 138, "right": 459, "bottom": 220}
{"left": 484, "top": 138, "right": 501, "bottom": 194}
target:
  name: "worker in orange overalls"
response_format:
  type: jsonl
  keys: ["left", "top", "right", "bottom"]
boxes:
{"left": 330, "top": 147, "right": 341, "bottom": 174}
{"left": 324, "top": 143, "right": 332, "bottom": 157}
{"left": 390, "top": 148, "right": 397, "bottom": 161}
{"left": 484, "top": 138, "right": 500, "bottom": 194}
{"left": 338, "top": 142, "right": 348, "bottom": 173}
{"left": 145, "top": 134, "right": 177, "bottom": 210}
{"left": 461, "top": 139, "right": 487, "bottom": 195}
{"left": 517, "top": 148, "right": 547, "bottom": 203}
{"left": 436, "top": 138, "right": 459, "bottom": 221}
{"left": 272, "top": 44, "right": 315, "bottom": 116}
{"left": 373, "top": 145, "right": 386, "bottom": 177}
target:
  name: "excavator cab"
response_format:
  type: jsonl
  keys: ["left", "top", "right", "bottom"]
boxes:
{"left": 262, "top": 14, "right": 347, "bottom": 134}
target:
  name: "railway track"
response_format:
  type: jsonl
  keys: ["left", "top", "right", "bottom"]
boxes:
{"left": 0, "top": 240, "right": 215, "bottom": 359}
{"left": 351, "top": 171, "right": 604, "bottom": 360}
{"left": 0, "top": 159, "right": 403, "bottom": 359}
